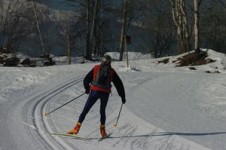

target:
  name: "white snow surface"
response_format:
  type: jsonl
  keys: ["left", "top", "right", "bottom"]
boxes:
{"left": 1, "top": 49, "right": 226, "bottom": 150}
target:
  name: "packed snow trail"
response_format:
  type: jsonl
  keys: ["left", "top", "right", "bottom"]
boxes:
{"left": 1, "top": 63, "right": 226, "bottom": 150}
{"left": 46, "top": 71, "right": 211, "bottom": 150}
{"left": 0, "top": 72, "right": 84, "bottom": 150}
{"left": 126, "top": 72, "right": 226, "bottom": 150}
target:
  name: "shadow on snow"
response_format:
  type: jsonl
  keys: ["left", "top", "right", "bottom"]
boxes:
{"left": 107, "top": 131, "right": 226, "bottom": 139}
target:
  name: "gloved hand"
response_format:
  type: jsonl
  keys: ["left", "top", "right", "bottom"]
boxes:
{"left": 122, "top": 97, "right": 126, "bottom": 104}
{"left": 85, "top": 89, "right": 90, "bottom": 94}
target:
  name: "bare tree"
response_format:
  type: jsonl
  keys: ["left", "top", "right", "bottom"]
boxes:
{"left": 139, "top": 0, "right": 175, "bottom": 58}
{"left": 65, "top": 0, "right": 118, "bottom": 59}
{"left": 90, "top": 0, "right": 100, "bottom": 57}
{"left": 200, "top": 0, "right": 226, "bottom": 54}
{"left": 81, "top": 0, "right": 99, "bottom": 60}
{"left": 119, "top": 0, "right": 128, "bottom": 61}
{"left": 0, "top": 0, "right": 34, "bottom": 54}
{"left": 194, "top": 0, "right": 202, "bottom": 53}
{"left": 31, "top": 0, "right": 46, "bottom": 55}
{"left": 170, "top": 0, "right": 191, "bottom": 53}
{"left": 85, "top": 0, "right": 92, "bottom": 60}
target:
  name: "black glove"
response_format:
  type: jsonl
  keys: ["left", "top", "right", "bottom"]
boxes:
{"left": 85, "top": 89, "right": 90, "bottom": 94}
{"left": 122, "top": 97, "right": 126, "bottom": 104}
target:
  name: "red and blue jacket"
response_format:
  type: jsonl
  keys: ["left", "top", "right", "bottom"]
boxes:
{"left": 83, "top": 64, "right": 125, "bottom": 99}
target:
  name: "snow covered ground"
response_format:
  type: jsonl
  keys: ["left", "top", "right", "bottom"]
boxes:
{"left": 1, "top": 49, "right": 226, "bottom": 150}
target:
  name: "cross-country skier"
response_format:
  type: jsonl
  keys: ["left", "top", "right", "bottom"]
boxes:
{"left": 67, "top": 54, "right": 126, "bottom": 138}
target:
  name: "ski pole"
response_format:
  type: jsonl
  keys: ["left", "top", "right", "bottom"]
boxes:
{"left": 114, "top": 103, "right": 123, "bottom": 127}
{"left": 44, "top": 93, "right": 85, "bottom": 117}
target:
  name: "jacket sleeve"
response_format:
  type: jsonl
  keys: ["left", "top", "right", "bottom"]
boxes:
{"left": 83, "top": 68, "right": 94, "bottom": 90}
{"left": 112, "top": 71, "right": 125, "bottom": 99}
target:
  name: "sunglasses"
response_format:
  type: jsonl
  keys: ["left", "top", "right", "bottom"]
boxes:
{"left": 102, "top": 60, "right": 111, "bottom": 64}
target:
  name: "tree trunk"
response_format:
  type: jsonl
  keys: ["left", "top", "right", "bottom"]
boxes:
{"left": 86, "top": 0, "right": 93, "bottom": 60}
{"left": 90, "top": 0, "right": 99, "bottom": 55}
{"left": 194, "top": 0, "right": 200, "bottom": 53}
{"left": 170, "top": 0, "right": 190, "bottom": 53}
{"left": 32, "top": 0, "right": 45, "bottom": 55}
{"left": 119, "top": 0, "right": 127, "bottom": 61}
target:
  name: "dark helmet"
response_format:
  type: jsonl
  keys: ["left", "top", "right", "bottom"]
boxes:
{"left": 102, "top": 54, "right": 112, "bottom": 63}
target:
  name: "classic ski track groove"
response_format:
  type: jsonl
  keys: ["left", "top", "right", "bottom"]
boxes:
{"left": 26, "top": 76, "right": 84, "bottom": 150}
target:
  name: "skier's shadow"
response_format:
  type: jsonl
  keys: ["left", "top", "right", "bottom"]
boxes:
{"left": 109, "top": 131, "right": 226, "bottom": 139}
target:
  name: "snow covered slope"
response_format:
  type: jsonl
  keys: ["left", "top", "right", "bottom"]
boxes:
{"left": 1, "top": 50, "right": 226, "bottom": 150}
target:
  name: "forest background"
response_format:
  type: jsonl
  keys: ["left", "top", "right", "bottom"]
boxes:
{"left": 0, "top": 0, "right": 225, "bottom": 62}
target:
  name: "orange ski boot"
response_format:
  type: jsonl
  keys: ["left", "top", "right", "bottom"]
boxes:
{"left": 100, "top": 125, "right": 107, "bottom": 138}
{"left": 67, "top": 123, "right": 81, "bottom": 135}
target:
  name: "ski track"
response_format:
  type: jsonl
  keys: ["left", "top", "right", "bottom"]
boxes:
{"left": 0, "top": 72, "right": 212, "bottom": 150}
{"left": 45, "top": 72, "right": 210, "bottom": 150}
{"left": 28, "top": 76, "right": 84, "bottom": 150}
{"left": 0, "top": 75, "right": 84, "bottom": 150}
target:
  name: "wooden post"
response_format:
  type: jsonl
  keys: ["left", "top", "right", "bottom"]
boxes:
{"left": 66, "top": 32, "right": 72, "bottom": 64}
{"left": 124, "top": 35, "right": 129, "bottom": 68}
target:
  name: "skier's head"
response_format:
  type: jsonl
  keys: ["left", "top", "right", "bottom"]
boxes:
{"left": 101, "top": 54, "right": 112, "bottom": 65}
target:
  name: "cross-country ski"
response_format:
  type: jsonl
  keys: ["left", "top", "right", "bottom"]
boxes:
{"left": 49, "top": 132, "right": 112, "bottom": 141}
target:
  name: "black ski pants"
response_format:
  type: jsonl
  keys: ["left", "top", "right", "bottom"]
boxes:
{"left": 78, "top": 90, "right": 109, "bottom": 125}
